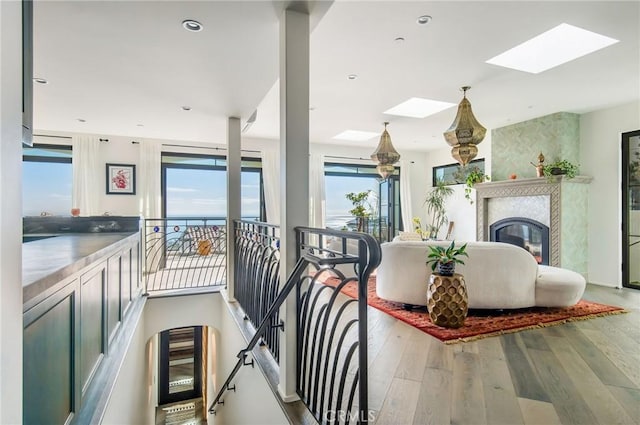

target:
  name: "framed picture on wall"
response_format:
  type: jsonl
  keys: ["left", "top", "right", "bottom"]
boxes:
{"left": 106, "top": 163, "right": 136, "bottom": 195}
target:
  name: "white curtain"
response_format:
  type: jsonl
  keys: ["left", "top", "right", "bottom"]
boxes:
{"left": 139, "top": 140, "right": 161, "bottom": 219}
{"left": 309, "top": 153, "right": 326, "bottom": 228}
{"left": 399, "top": 159, "right": 413, "bottom": 231}
{"left": 72, "top": 135, "right": 101, "bottom": 216}
{"left": 261, "top": 150, "right": 280, "bottom": 225}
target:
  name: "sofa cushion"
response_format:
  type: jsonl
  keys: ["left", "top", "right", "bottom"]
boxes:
{"left": 535, "top": 265, "right": 586, "bottom": 307}
{"left": 397, "top": 231, "right": 423, "bottom": 241}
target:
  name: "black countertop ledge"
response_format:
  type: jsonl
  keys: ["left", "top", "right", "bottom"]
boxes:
{"left": 23, "top": 232, "right": 139, "bottom": 310}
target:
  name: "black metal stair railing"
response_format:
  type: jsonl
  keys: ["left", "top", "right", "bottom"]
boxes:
{"left": 209, "top": 225, "right": 381, "bottom": 424}
{"left": 233, "top": 220, "right": 281, "bottom": 361}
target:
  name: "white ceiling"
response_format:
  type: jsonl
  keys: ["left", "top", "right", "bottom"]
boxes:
{"left": 33, "top": 1, "right": 640, "bottom": 152}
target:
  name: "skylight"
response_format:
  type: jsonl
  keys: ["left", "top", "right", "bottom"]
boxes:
{"left": 486, "top": 23, "right": 619, "bottom": 74}
{"left": 332, "top": 130, "right": 379, "bottom": 142}
{"left": 384, "top": 97, "right": 455, "bottom": 118}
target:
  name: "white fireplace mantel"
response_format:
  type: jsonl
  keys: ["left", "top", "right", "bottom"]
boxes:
{"left": 475, "top": 175, "right": 592, "bottom": 273}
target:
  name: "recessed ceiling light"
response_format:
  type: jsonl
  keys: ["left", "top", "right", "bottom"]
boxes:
{"left": 384, "top": 97, "right": 455, "bottom": 119}
{"left": 182, "top": 19, "right": 203, "bottom": 32}
{"left": 486, "top": 23, "right": 619, "bottom": 74}
{"left": 136, "top": 123, "right": 144, "bottom": 127}
{"left": 347, "top": 74, "right": 358, "bottom": 80}
{"left": 77, "top": 118, "right": 86, "bottom": 123}
{"left": 395, "top": 37, "right": 405, "bottom": 43}
{"left": 417, "top": 15, "right": 432, "bottom": 25}
{"left": 333, "top": 130, "right": 379, "bottom": 142}
{"left": 181, "top": 106, "right": 192, "bottom": 111}
{"left": 33, "top": 77, "right": 48, "bottom": 84}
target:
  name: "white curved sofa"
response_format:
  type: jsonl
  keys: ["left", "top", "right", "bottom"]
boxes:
{"left": 376, "top": 240, "right": 586, "bottom": 309}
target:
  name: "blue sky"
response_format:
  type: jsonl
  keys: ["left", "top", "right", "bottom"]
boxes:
{"left": 166, "top": 168, "right": 261, "bottom": 218}
{"left": 23, "top": 162, "right": 73, "bottom": 216}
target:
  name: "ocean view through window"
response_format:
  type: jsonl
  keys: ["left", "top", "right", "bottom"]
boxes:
{"left": 22, "top": 144, "right": 72, "bottom": 216}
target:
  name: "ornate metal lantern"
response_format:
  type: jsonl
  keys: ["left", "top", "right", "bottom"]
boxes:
{"left": 371, "top": 122, "right": 400, "bottom": 179}
{"left": 443, "top": 86, "right": 486, "bottom": 166}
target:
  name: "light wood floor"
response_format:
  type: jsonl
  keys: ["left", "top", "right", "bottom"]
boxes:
{"left": 367, "top": 284, "right": 640, "bottom": 425}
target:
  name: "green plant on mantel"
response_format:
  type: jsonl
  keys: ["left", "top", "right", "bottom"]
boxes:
{"left": 464, "top": 167, "right": 490, "bottom": 204}
{"left": 542, "top": 159, "right": 579, "bottom": 180}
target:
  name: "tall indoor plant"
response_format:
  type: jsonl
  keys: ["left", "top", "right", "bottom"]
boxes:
{"left": 424, "top": 181, "right": 453, "bottom": 239}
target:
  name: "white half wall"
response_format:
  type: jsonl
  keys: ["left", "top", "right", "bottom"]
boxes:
{"left": 422, "top": 136, "right": 492, "bottom": 242}
{"left": 101, "top": 305, "right": 150, "bottom": 425}
{"left": 580, "top": 101, "right": 640, "bottom": 287}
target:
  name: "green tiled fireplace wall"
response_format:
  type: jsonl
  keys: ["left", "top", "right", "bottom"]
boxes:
{"left": 561, "top": 182, "right": 589, "bottom": 276}
{"left": 491, "top": 112, "right": 580, "bottom": 181}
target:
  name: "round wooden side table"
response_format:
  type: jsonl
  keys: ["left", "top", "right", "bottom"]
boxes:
{"left": 427, "top": 273, "right": 468, "bottom": 328}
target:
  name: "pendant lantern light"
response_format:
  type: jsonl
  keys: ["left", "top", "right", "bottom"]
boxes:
{"left": 371, "top": 122, "right": 400, "bottom": 179}
{"left": 443, "top": 86, "right": 486, "bottom": 166}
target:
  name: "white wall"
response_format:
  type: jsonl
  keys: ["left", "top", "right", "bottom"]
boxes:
{"left": 580, "top": 101, "right": 640, "bottom": 287}
{"left": 214, "top": 297, "right": 288, "bottom": 425}
{"left": 98, "top": 135, "right": 142, "bottom": 215}
{"left": 102, "top": 306, "right": 150, "bottom": 425}
{"left": 0, "top": 1, "right": 24, "bottom": 422}
{"left": 422, "top": 136, "right": 492, "bottom": 242}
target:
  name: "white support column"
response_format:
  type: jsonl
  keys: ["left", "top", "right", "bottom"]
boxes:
{"left": 0, "top": 1, "right": 24, "bottom": 422}
{"left": 226, "top": 117, "right": 241, "bottom": 301}
{"left": 278, "top": 8, "right": 310, "bottom": 402}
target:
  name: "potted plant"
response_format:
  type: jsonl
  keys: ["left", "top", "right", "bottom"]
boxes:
{"left": 424, "top": 181, "right": 454, "bottom": 239}
{"left": 463, "top": 166, "right": 490, "bottom": 204}
{"left": 543, "top": 159, "right": 579, "bottom": 179}
{"left": 425, "top": 241, "right": 468, "bottom": 276}
{"left": 346, "top": 190, "right": 372, "bottom": 232}
{"left": 425, "top": 240, "right": 469, "bottom": 328}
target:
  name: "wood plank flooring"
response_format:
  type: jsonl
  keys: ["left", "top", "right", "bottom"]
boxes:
{"left": 368, "top": 284, "right": 640, "bottom": 425}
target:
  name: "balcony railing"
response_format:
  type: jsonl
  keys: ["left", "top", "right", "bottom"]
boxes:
{"left": 143, "top": 217, "right": 227, "bottom": 293}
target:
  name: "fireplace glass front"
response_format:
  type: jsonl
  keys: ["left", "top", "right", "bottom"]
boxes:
{"left": 490, "top": 217, "right": 549, "bottom": 265}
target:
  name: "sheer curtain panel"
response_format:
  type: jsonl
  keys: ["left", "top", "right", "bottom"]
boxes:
{"left": 72, "top": 136, "right": 101, "bottom": 216}
{"left": 139, "top": 140, "right": 161, "bottom": 219}
{"left": 309, "top": 153, "right": 326, "bottom": 229}
{"left": 261, "top": 150, "right": 280, "bottom": 225}
{"left": 400, "top": 160, "right": 413, "bottom": 231}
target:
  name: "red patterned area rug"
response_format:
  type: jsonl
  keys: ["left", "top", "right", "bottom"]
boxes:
{"left": 321, "top": 276, "right": 627, "bottom": 344}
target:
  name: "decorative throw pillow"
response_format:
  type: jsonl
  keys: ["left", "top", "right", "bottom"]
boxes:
{"left": 398, "top": 231, "right": 423, "bottom": 241}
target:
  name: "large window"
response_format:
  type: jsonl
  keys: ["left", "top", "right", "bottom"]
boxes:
{"left": 324, "top": 162, "right": 401, "bottom": 242}
{"left": 22, "top": 144, "right": 72, "bottom": 216}
{"left": 161, "top": 153, "right": 264, "bottom": 221}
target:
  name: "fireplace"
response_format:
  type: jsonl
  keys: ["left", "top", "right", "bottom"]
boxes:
{"left": 476, "top": 176, "right": 592, "bottom": 272}
{"left": 490, "top": 217, "right": 549, "bottom": 265}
